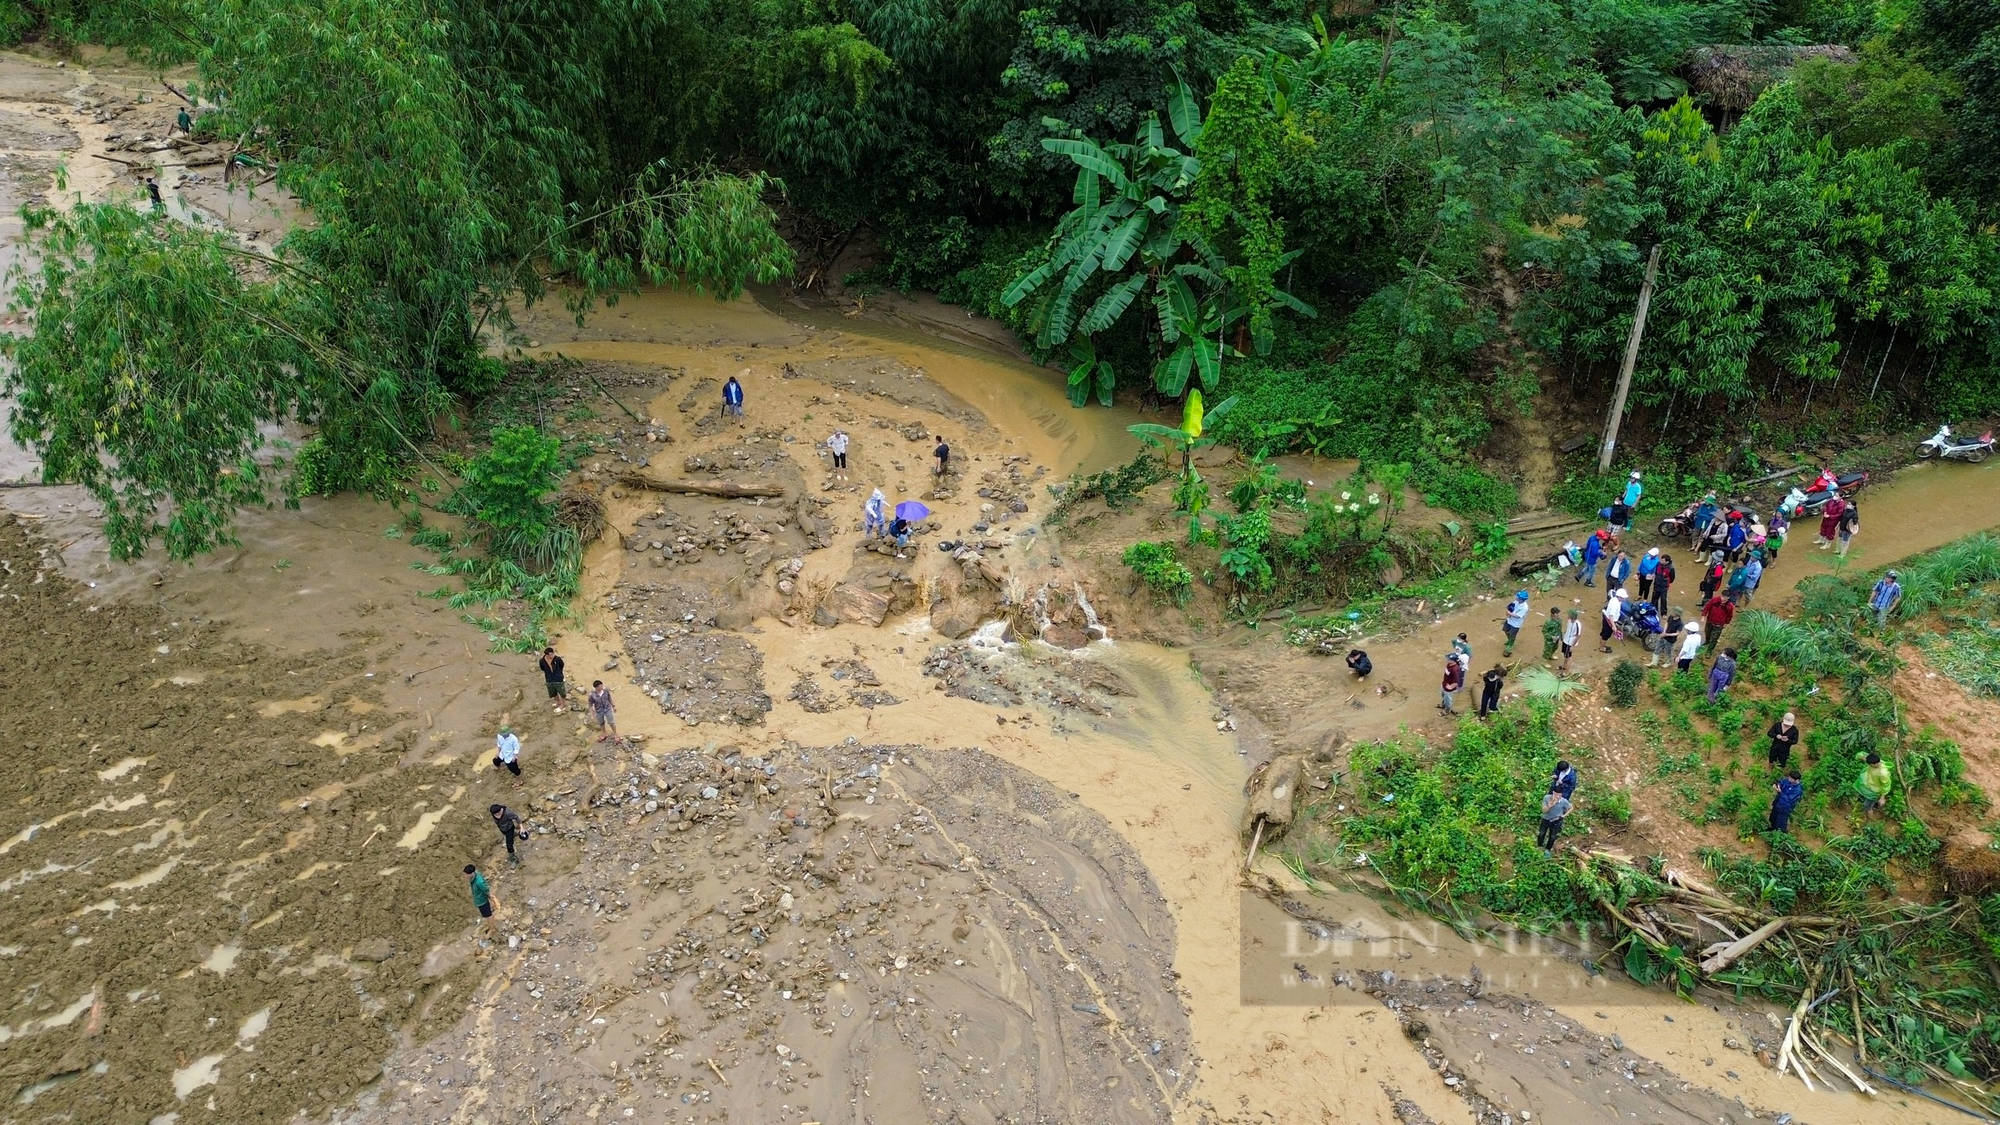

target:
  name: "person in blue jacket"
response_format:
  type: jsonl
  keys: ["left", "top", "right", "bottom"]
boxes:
{"left": 1768, "top": 770, "right": 1804, "bottom": 833}
{"left": 1578, "top": 530, "right": 1604, "bottom": 587}
{"left": 722, "top": 375, "right": 745, "bottom": 419}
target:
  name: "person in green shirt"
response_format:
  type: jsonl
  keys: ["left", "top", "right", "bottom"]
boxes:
{"left": 1541, "top": 606, "right": 1563, "bottom": 661}
{"left": 1855, "top": 752, "right": 1892, "bottom": 814}
{"left": 465, "top": 863, "right": 496, "bottom": 934}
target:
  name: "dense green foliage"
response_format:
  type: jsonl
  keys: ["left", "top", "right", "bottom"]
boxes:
{"left": 7, "top": 0, "right": 2000, "bottom": 551}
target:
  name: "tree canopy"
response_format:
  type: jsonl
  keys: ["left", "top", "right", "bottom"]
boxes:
{"left": 2, "top": 0, "right": 1997, "bottom": 549}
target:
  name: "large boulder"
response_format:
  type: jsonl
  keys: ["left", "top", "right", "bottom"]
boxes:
{"left": 823, "top": 583, "right": 891, "bottom": 627}
{"left": 931, "top": 599, "right": 986, "bottom": 640}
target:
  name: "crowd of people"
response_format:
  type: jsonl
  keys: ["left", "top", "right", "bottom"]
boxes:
{"left": 1341, "top": 468, "right": 1907, "bottom": 862}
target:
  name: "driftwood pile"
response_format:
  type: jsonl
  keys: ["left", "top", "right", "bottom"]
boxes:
{"left": 1575, "top": 847, "right": 1981, "bottom": 1100}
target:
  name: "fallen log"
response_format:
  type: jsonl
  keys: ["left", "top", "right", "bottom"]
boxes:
{"left": 613, "top": 473, "right": 784, "bottom": 499}
{"left": 1699, "top": 915, "right": 1788, "bottom": 975}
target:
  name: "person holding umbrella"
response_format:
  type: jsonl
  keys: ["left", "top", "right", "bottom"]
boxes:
{"left": 891, "top": 500, "right": 929, "bottom": 551}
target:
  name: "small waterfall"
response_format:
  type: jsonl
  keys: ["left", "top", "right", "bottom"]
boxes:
{"left": 1072, "top": 582, "right": 1109, "bottom": 641}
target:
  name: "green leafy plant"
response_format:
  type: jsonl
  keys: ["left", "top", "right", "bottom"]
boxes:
{"left": 1122, "top": 540, "right": 1194, "bottom": 604}
{"left": 1608, "top": 661, "right": 1645, "bottom": 708}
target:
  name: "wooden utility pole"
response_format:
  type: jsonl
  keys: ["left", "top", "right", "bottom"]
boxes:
{"left": 1598, "top": 243, "right": 1662, "bottom": 473}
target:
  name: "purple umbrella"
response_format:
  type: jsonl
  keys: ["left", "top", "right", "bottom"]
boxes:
{"left": 894, "top": 501, "right": 931, "bottom": 521}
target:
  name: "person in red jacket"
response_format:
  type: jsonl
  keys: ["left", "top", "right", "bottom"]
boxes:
{"left": 1702, "top": 594, "right": 1736, "bottom": 652}
{"left": 1440, "top": 655, "right": 1465, "bottom": 714}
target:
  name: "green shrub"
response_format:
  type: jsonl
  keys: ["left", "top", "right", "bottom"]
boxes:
{"left": 1122, "top": 541, "right": 1194, "bottom": 604}
{"left": 444, "top": 425, "right": 562, "bottom": 560}
{"left": 1594, "top": 788, "right": 1633, "bottom": 825}
{"left": 1608, "top": 660, "right": 1644, "bottom": 707}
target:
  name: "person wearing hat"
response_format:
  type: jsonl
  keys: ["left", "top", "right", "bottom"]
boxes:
{"left": 492, "top": 722, "right": 522, "bottom": 784}
{"left": 1559, "top": 608, "right": 1583, "bottom": 673}
{"left": 1676, "top": 621, "right": 1703, "bottom": 672}
{"left": 1637, "top": 547, "right": 1660, "bottom": 602}
{"left": 1541, "top": 605, "right": 1564, "bottom": 661}
{"left": 1691, "top": 491, "right": 1719, "bottom": 549}
{"left": 1502, "top": 589, "right": 1530, "bottom": 656}
{"left": 1621, "top": 471, "right": 1643, "bottom": 529}
{"left": 1440, "top": 653, "right": 1465, "bottom": 714}
{"left": 1870, "top": 569, "right": 1903, "bottom": 627}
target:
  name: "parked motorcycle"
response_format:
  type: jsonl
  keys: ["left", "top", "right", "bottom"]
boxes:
{"left": 1778, "top": 470, "right": 1868, "bottom": 519}
{"left": 1658, "top": 498, "right": 1756, "bottom": 542}
{"left": 1916, "top": 424, "right": 1995, "bottom": 463}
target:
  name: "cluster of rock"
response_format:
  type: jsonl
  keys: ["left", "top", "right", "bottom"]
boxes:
{"left": 608, "top": 585, "right": 770, "bottom": 725}
{"left": 786, "top": 659, "right": 900, "bottom": 713}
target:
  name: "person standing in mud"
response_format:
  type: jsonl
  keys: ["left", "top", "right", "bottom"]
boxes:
{"left": 1651, "top": 606, "right": 1683, "bottom": 668}
{"left": 1440, "top": 654, "right": 1465, "bottom": 714}
{"left": 1578, "top": 528, "right": 1604, "bottom": 587}
{"left": 1637, "top": 547, "right": 1660, "bottom": 602}
{"left": 1477, "top": 663, "right": 1506, "bottom": 719}
{"left": 1559, "top": 608, "right": 1582, "bottom": 673}
{"left": 933, "top": 435, "right": 951, "bottom": 476}
{"left": 587, "top": 680, "right": 618, "bottom": 742}
{"left": 1502, "top": 589, "right": 1529, "bottom": 657}
{"left": 1738, "top": 552, "right": 1764, "bottom": 605}
{"left": 1766, "top": 513, "right": 1789, "bottom": 564}
{"left": 826, "top": 429, "right": 850, "bottom": 478}
{"left": 1654, "top": 553, "right": 1676, "bottom": 607}
{"left": 1836, "top": 503, "right": 1861, "bottom": 557}
{"left": 1606, "top": 549, "right": 1632, "bottom": 592}
{"left": 466, "top": 864, "right": 497, "bottom": 935}
{"left": 1541, "top": 606, "right": 1563, "bottom": 662}
{"left": 490, "top": 803, "right": 523, "bottom": 862}
{"left": 1816, "top": 490, "right": 1847, "bottom": 549}
{"left": 1691, "top": 492, "right": 1718, "bottom": 549}
{"left": 722, "top": 374, "right": 745, "bottom": 420}
{"left": 863, "top": 488, "right": 888, "bottom": 539}
{"left": 492, "top": 723, "right": 522, "bottom": 784}
{"left": 538, "top": 647, "right": 568, "bottom": 713}
{"left": 1452, "top": 632, "right": 1473, "bottom": 667}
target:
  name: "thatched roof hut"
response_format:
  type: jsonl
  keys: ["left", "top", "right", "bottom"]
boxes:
{"left": 1686, "top": 44, "right": 1856, "bottom": 111}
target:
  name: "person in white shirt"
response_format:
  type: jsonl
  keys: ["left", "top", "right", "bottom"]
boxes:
{"left": 492, "top": 723, "right": 522, "bottom": 785}
{"left": 1676, "top": 623, "right": 1703, "bottom": 672}
{"left": 1559, "top": 608, "right": 1583, "bottom": 674}
{"left": 827, "top": 430, "right": 850, "bottom": 477}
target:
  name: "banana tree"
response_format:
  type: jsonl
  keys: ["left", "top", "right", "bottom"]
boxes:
{"left": 1128, "top": 388, "right": 1238, "bottom": 477}
{"left": 1002, "top": 78, "right": 1310, "bottom": 406}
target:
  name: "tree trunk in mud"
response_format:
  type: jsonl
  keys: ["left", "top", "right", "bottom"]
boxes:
{"left": 614, "top": 472, "right": 785, "bottom": 499}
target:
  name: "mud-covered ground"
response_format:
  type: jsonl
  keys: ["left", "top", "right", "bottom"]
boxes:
{"left": 0, "top": 513, "right": 505, "bottom": 1124}
{"left": 342, "top": 740, "right": 1193, "bottom": 1125}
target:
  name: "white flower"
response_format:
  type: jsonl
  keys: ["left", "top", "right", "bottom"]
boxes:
{"left": 1349, "top": 503, "right": 1362, "bottom": 514}
{"left": 1341, "top": 491, "right": 1352, "bottom": 501}
{"left": 1368, "top": 494, "right": 1381, "bottom": 505}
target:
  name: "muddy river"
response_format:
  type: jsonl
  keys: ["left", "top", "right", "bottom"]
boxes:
{"left": 3, "top": 45, "right": 2000, "bottom": 1125}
